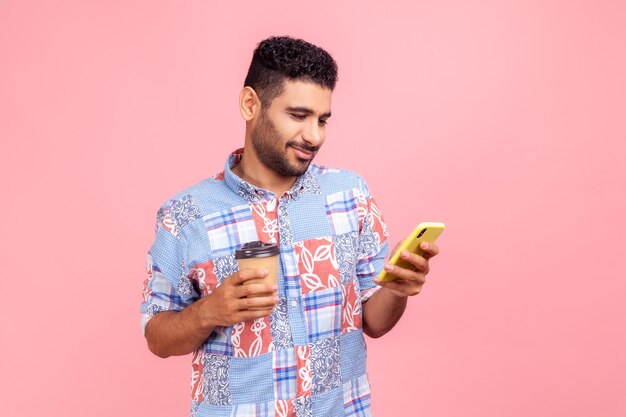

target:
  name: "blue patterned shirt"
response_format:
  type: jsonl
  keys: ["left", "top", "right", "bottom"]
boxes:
{"left": 141, "top": 149, "right": 390, "bottom": 416}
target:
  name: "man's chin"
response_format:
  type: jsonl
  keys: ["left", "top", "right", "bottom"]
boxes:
{"left": 293, "top": 157, "right": 313, "bottom": 173}
{"left": 278, "top": 163, "right": 308, "bottom": 178}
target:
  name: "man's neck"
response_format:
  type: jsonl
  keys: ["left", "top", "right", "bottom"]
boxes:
{"left": 233, "top": 151, "right": 297, "bottom": 197}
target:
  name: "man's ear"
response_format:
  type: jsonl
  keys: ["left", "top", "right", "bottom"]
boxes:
{"left": 239, "top": 86, "right": 261, "bottom": 121}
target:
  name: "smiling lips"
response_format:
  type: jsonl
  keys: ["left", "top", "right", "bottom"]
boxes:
{"left": 290, "top": 145, "right": 315, "bottom": 160}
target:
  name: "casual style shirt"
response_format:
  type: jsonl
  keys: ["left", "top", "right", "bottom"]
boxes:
{"left": 141, "top": 149, "right": 389, "bottom": 417}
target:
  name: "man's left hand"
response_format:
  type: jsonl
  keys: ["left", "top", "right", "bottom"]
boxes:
{"left": 374, "top": 241, "right": 440, "bottom": 297}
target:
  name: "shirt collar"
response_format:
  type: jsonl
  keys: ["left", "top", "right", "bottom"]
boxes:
{"left": 223, "top": 148, "right": 320, "bottom": 203}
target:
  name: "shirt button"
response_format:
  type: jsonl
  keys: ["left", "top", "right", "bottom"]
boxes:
{"left": 290, "top": 300, "right": 297, "bottom": 307}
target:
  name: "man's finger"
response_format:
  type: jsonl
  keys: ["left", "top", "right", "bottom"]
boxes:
{"left": 238, "top": 295, "right": 278, "bottom": 311}
{"left": 238, "top": 307, "right": 276, "bottom": 322}
{"left": 230, "top": 268, "right": 269, "bottom": 285}
{"left": 399, "top": 250, "right": 429, "bottom": 273}
{"left": 420, "top": 242, "right": 440, "bottom": 259}
{"left": 377, "top": 279, "right": 422, "bottom": 297}
{"left": 382, "top": 262, "right": 426, "bottom": 284}
{"left": 234, "top": 283, "right": 277, "bottom": 298}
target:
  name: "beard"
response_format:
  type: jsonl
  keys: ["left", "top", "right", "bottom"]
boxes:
{"left": 251, "top": 111, "right": 319, "bottom": 177}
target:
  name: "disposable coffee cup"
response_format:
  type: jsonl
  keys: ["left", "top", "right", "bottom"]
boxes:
{"left": 235, "top": 241, "right": 280, "bottom": 293}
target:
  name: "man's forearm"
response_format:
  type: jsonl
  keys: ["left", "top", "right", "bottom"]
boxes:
{"left": 362, "top": 288, "right": 408, "bottom": 338}
{"left": 145, "top": 298, "right": 215, "bottom": 358}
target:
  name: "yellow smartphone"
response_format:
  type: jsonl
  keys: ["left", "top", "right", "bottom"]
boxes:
{"left": 377, "top": 222, "right": 445, "bottom": 282}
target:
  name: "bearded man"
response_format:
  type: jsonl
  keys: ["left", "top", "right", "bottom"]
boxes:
{"left": 141, "top": 36, "right": 440, "bottom": 417}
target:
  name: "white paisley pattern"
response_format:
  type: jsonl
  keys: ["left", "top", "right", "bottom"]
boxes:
{"left": 177, "top": 262, "right": 195, "bottom": 296}
{"left": 203, "top": 354, "right": 231, "bottom": 406}
{"left": 157, "top": 194, "right": 202, "bottom": 237}
{"left": 170, "top": 194, "right": 201, "bottom": 226}
{"left": 277, "top": 199, "right": 293, "bottom": 246}
{"left": 213, "top": 255, "right": 238, "bottom": 284}
{"left": 310, "top": 337, "right": 341, "bottom": 394}
{"left": 294, "top": 395, "right": 312, "bottom": 417}
{"left": 333, "top": 232, "right": 358, "bottom": 285}
{"left": 269, "top": 298, "right": 293, "bottom": 350}
{"left": 357, "top": 218, "right": 379, "bottom": 259}
{"left": 290, "top": 170, "right": 321, "bottom": 198}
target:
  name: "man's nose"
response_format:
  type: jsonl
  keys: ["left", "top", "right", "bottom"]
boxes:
{"left": 302, "top": 121, "right": 323, "bottom": 145}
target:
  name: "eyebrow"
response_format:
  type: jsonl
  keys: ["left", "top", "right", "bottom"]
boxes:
{"left": 286, "top": 106, "right": 332, "bottom": 118}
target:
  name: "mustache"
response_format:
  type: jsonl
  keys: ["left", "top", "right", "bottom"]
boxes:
{"left": 286, "top": 141, "right": 320, "bottom": 153}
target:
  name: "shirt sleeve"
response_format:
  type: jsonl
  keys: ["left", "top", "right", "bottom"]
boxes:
{"left": 355, "top": 176, "right": 390, "bottom": 300}
{"left": 140, "top": 202, "right": 200, "bottom": 335}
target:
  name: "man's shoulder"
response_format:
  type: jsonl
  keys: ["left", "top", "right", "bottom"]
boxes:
{"left": 154, "top": 174, "right": 240, "bottom": 222}
{"left": 309, "top": 163, "right": 362, "bottom": 182}
{"left": 309, "top": 164, "right": 371, "bottom": 196}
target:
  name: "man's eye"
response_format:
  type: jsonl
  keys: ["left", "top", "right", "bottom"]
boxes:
{"left": 319, "top": 119, "right": 328, "bottom": 126}
{"left": 290, "top": 114, "right": 306, "bottom": 120}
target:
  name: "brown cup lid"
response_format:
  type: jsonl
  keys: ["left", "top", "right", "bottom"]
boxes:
{"left": 235, "top": 241, "right": 280, "bottom": 259}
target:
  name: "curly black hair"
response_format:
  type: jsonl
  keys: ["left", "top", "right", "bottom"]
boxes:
{"left": 244, "top": 36, "right": 338, "bottom": 107}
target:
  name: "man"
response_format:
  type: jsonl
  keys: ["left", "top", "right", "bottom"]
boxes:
{"left": 141, "top": 36, "right": 440, "bottom": 417}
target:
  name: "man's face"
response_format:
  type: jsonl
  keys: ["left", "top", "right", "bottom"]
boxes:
{"left": 251, "top": 80, "right": 332, "bottom": 177}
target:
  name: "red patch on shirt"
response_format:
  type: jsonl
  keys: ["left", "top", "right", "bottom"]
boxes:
{"left": 294, "top": 237, "right": 340, "bottom": 294}
{"left": 250, "top": 199, "right": 280, "bottom": 244}
{"left": 295, "top": 345, "right": 312, "bottom": 398}
{"left": 231, "top": 316, "right": 272, "bottom": 357}
{"left": 275, "top": 399, "right": 296, "bottom": 417}
{"left": 358, "top": 196, "right": 388, "bottom": 245}
{"left": 190, "top": 349, "right": 204, "bottom": 403}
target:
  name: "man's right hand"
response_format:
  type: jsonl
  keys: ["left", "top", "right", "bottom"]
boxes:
{"left": 145, "top": 268, "right": 278, "bottom": 358}
{"left": 197, "top": 268, "right": 278, "bottom": 328}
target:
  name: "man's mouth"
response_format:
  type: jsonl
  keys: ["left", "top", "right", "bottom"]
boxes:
{"left": 290, "top": 145, "right": 316, "bottom": 160}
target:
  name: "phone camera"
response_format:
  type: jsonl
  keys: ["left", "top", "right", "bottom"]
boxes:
{"left": 417, "top": 229, "right": 427, "bottom": 239}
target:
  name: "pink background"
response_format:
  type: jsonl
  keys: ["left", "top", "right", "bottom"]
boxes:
{"left": 1, "top": 1, "right": 625, "bottom": 416}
